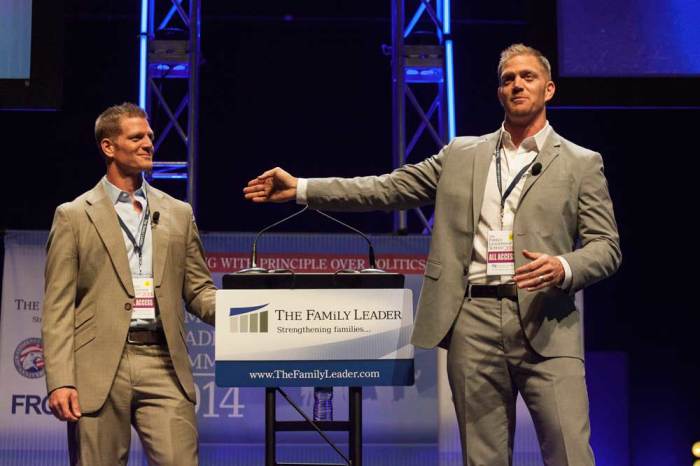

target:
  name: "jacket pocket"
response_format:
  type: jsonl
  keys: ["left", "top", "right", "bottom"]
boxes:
{"left": 424, "top": 260, "right": 442, "bottom": 280}
{"left": 74, "top": 307, "right": 94, "bottom": 329}
{"left": 74, "top": 323, "right": 96, "bottom": 351}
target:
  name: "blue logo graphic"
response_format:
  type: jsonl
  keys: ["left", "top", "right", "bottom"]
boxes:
{"left": 229, "top": 304, "right": 269, "bottom": 333}
{"left": 229, "top": 303, "right": 269, "bottom": 317}
{"left": 14, "top": 337, "right": 45, "bottom": 379}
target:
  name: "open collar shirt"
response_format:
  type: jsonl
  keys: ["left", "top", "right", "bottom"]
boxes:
{"left": 101, "top": 176, "right": 159, "bottom": 328}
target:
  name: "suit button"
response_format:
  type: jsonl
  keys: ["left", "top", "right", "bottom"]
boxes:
{"left": 124, "top": 302, "right": 132, "bottom": 311}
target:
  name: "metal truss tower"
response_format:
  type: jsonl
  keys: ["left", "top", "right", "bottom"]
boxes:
{"left": 391, "top": 0, "right": 456, "bottom": 233}
{"left": 139, "top": 0, "right": 201, "bottom": 212}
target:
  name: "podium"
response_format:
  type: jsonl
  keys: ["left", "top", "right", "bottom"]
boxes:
{"left": 217, "top": 272, "right": 413, "bottom": 466}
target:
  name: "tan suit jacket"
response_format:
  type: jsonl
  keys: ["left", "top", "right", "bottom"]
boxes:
{"left": 306, "top": 130, "right": 621, "bottom": 359}
{"left": 42, "top": 181, "right": 215, "bottom": 413}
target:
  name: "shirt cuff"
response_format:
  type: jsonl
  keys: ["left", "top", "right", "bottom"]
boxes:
{"left": 555, "top": 256, "right": 573, "bottom": 290}
{"left": 296, "top": 178, "right": 308, "bottom": 205}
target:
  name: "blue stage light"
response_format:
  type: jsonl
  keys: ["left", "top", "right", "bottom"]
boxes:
{"left": 138, "top": 0, "right": 149, "bottom": 109}
{"left": 443, "top": 0, "right": 455, "bottom": 139}
{"left": 443, "top": 0, "right": 451, "bottom": 35}
{"left": 445, "top": 40, "right": 456, "bottom": 139}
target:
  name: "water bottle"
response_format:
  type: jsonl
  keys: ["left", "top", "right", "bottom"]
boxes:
{"left": 313, "top": 387, "right": 333, "bottom": 421}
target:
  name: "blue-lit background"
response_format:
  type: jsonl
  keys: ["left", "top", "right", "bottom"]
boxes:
{"left": 1, "top": 1, "right": 699, "bottom": 464}
{"left": 0, "top": 0, "right": 32, "bottom": 79}
{"left": 558, "top": 0, "right": 700, "bottom": 76}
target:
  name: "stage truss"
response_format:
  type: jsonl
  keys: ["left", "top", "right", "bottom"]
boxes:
{"left": 137, "top": 1, "right": 456, "bottom": 227}
{"left": 139, "top": 0, "right": 201, "bottom": 211}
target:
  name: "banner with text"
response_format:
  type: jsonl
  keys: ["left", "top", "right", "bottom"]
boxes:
{"left": 0, "top": 230, "right": 435, "bottom": 465}
{"left": 215, "top": 289, "right": 414, "bottom": 386}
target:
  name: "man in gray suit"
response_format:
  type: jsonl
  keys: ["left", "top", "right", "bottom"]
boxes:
{"left": 43, "top": 102, "right": 216, "bottom": 465}
{"left": 244, "top": 44, "right": 621, "bottom": 465}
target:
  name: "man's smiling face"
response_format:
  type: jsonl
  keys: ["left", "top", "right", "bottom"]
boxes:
{"left": 497, "top": 54, "right": 555, "bottom": 126}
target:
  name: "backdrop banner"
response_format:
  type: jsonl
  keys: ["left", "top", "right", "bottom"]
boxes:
{"left": 0, "top": 230, "right": 437, "bottom": 465}
{"left": 0, "top": 230, "right": 627, "bottom": 465}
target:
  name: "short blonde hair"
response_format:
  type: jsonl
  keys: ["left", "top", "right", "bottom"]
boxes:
{"left": 94, "top": 102, "right": 148, "bottom": 151}
{"left": 497, "top": 43, "right": 552, "bottom": 81}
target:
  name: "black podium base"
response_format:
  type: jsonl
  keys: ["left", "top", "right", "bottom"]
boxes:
{"left": 266, "top": 386, "right": 362, "bottom": 466}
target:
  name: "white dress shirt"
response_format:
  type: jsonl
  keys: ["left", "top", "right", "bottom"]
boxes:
{"left": 466, "top": 123, "right": 571, "bottom": 288}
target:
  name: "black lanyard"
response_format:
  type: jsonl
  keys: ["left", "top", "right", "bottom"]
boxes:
{"left": 494, "top": 131, "right": 535, "bottom": 225}
{"left": 117, "top": 203, "right": 150, "bottom": 273}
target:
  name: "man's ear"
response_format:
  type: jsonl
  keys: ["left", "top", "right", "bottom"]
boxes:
{"left": 100, "top": 138, "right": 114, "bottom": 160}
{"left": 544, "top": 80, "right": 556, "bottom": 103}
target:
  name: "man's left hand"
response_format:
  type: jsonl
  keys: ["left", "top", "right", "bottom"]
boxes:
{"left": 513, "top": 250, "right": 564, "bottom": 291}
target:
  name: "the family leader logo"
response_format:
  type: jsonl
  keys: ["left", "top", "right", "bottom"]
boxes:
{"left": 14, "top": 337, "right": 45, "bottom": 379}
{"left": 229, "top": 304, "right": 269, "bottom": 333}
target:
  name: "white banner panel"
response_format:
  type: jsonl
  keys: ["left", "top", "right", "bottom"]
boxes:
{"left": 215, "top": 289, "right": 414, "bottom": 386}
{"left": 0, "top": 231, "right": 65, "bottom": 453}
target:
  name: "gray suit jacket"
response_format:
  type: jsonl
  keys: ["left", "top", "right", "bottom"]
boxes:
{"left": 306, "top": 130, "right": 621, "bottom": 359}
{"left": 42, "top": 181, "right": 216, "bottom": 412}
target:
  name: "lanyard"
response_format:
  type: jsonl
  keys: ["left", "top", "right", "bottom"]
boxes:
{"left": 494, "top": 131, "right": 535, "bottom": 228}
{"left": 117, "top": 202, "right": 150, "bottom": 274}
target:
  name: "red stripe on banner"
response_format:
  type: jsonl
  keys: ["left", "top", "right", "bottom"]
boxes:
{"left": 205, "top": 253, "right": 428, "bottom": 274}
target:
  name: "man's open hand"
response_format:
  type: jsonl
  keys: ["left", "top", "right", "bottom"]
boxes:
{"left": 243, "top": 167, "right": 298, "bottom": 203}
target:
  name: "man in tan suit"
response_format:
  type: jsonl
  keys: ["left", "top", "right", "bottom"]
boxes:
{"left": 42, "top": 102, "right": 215, "bottom": 465}
{"left": 244, "top": 44, "right": 621, "bottom": 465}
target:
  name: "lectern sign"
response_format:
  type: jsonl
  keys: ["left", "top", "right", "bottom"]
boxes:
{"left": 215, "top": 289, "right": 414, "bottom": 387}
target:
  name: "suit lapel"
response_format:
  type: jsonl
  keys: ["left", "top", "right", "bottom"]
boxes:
{"left": 518, "top": 131, "right": 561, "bottom": 205}
{"left": 472, "top": 132, "right": 499, "bottom": 228}
{"left": 84, "top": 183, "right": 135, "bottom": 297}
{"left": 147, "top": 186, "right": 170, "bottom": 288}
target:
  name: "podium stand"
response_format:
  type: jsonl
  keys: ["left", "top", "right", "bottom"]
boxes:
{"left": 218, "top": 272, "right": 411, "bottom": 466}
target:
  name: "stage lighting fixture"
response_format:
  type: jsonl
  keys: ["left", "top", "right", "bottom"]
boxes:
{"left": 149, "top": 40, "right": 190, "bottom": 79}
{"left": 404, "top": 45, "right": 444, "bottom": 84}
{"left": 693, "top": 440, "right": 700, "bottom": 457}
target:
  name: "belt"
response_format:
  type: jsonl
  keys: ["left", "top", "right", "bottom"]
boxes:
{"left": 127, "top": 328, "right": 166, "bottom": 345}
{"left": 467, "top": 283, "right": 518, "bottom": 300}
